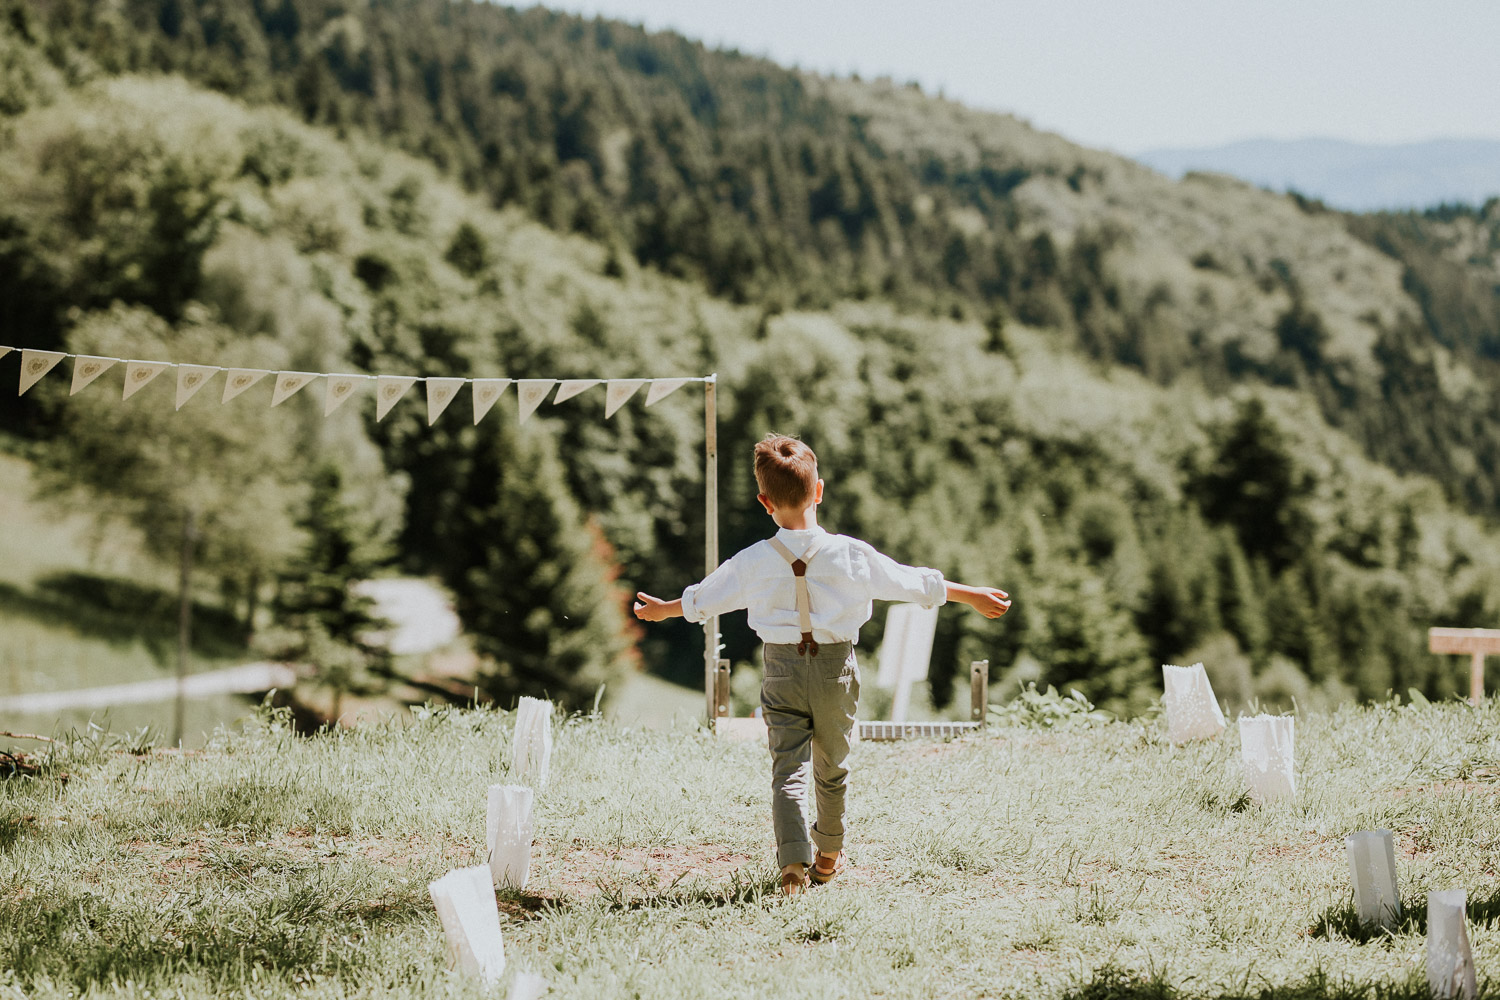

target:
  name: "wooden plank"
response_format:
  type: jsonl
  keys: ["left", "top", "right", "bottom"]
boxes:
{"left": 1428, "top": 628, "right": 1500, "bottom": 655}
{"left": 1472, "top": 652, "right": 1486, "bottom": 706}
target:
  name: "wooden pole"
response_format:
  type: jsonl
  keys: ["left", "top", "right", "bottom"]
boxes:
{"left": 714, "top": 659, "right": 731, "bottom": 719}
{"left": 971, "top": 660, "right": 989, "bottom": 722}
{"left": 173, "top": 510, "right": 198, "bottom": 747}
{"left": 704, "top": 376, "right": 719, "bottom": 723}
{"left": 1471, "top": 651, "right": 1485, "bottom": 706}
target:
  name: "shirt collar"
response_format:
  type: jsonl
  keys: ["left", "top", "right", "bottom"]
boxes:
{"left": 774, "top": 525, "right": 827, "bottom": 551}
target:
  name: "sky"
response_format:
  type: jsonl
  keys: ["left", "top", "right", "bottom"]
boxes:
{"left": 527, "top": 0, "right": 1500, "bottom": 156}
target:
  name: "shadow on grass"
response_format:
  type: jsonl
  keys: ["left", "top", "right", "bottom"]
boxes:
{"left": 1309, "top": 884, "right": 1500, "bottom": 943}
{"left": 1064, "top": 966, "right": 1494, "bottom": 1000}
{"left": 496, "top": 866, "right": 781, "bottom": 917}
{"left": 0, "top": 572, "right": 246, "bottom": 660}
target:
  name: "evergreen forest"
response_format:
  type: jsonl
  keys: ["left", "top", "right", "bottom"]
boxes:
{"left": 3, "top": 0, "right": 1500, "bottom": 717}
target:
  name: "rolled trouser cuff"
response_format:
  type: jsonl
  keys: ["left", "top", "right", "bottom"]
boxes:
{"left": 778, "top": 842, "right": 814, "bottom": 868}
{"left": 811, "top": 825, "right": 844, "bottom": 856}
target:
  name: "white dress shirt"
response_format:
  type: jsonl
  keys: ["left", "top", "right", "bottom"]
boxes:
{"left": 680, "top": 526, "right": 946, "bottom": 645}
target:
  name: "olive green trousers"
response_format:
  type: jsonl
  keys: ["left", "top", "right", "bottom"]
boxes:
{"left": 760, "top": 641, "right": 860, "bottom": 869}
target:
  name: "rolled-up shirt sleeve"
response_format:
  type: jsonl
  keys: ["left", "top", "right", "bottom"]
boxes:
{"left": 859, "top": 543, "right": 947, "bottom": 608}
{"left": 680, "top": 554, "right": 747, "bottom": 623}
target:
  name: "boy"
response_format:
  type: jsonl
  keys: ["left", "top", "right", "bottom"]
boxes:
{"left": 633, "top": 434, "right": 1010, "bottom": 896}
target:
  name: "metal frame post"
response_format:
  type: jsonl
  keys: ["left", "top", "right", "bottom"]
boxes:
{"left": 704, "top": 376, "right": 720, "bottom": 722}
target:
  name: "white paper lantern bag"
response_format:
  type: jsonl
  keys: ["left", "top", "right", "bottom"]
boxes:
{"left": 1162, "top": 662, "right": 1226, "bottom": 743}
{"left": 508, "top": 971, "right": 547, "bottom": 1000}
{"left": 1345, "top": 829, "right": 1401, "bottom": 928}
{"left": 428, "top": 864, "right": 506, "bottom": 984}
{"left": 511, "top": 697, "right": 554, "bottom": 790}
{"left": 1239, "top": 714, "right": 1295, "bottom": 803}
{"left": 487, "top": 784, "right": 534, "bottom": 891}
{"left": 1427, "top": 889, "right": 1478, "bottom": 1000}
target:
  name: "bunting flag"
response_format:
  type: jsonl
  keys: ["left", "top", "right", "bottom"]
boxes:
{"left": 70, "top": 356, "right": 116, "bottom": 395}
{"left": 122, "top": 361, "right": 168, "bottom": 400}
{"left": 222, "top": 368, "right": 271, "bottom": 403}
{"left": 2, "top": 345, "right": 709, "bottom": 422}
{"left": 18, "top": 350, "right": 65, "bottom": 395}
{"left": 324, "top": 374, "right": 365, "bottom": 416}
{"left": 604, "top": 379, "right": 647, "bottom": 418}
{"left": 175, "top": 365, "right": 219, "bottom": 410}
{"left": 426, "top": 377, "right": 464, "bottom": 426}
{"left": 515, "top": 379, "right": 555, "bottom": 424}
{"left": 552, "top": 379, "right": 601, "bottom": 404}
{"left": 270, "top": 371, "right": 317, "bottom": 406}
{"left": 471, "top": 378, "right": 511, "bottom": 425}
{"left": 645, "top": 378, "right": 691, "bottom": 406}
{"left": 375, "top": 375, "right": 416, "bottom": 421}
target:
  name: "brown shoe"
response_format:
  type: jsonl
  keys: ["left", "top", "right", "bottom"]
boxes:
{"left": 780, "top": 863, "right": 807, "bottom": 896}
{"left": 810, "top": 850, "right": 842, "bottom": 885}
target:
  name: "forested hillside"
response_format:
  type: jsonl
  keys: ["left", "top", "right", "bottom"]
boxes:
{"left": 2, "top": 0, "right": 1498, "bottom": 715}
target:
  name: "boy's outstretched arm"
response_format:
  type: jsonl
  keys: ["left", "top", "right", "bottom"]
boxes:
{"left": 633, "top": 592, "right": 684, "bottom": 622}
{"left": 945, "top": 582, "right": 1011, "bottom": 619}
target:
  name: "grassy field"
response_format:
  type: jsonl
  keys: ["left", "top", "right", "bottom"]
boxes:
{"left": 2, "top": 697, "right": 1497, "bottom": 999}
{"left": 0, "top": 451, "right": 257, "bottom": 743}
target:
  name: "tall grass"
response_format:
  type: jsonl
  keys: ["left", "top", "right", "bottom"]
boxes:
{"left": 2, "top": 697, "right": 1497, "bottom": 998}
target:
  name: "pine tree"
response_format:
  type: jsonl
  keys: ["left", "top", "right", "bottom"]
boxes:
{"left": 264, "top": 465, "right": 395, "bottom": 722}
{"left": 439, "top": 420, "right": 635, "bottom": 709}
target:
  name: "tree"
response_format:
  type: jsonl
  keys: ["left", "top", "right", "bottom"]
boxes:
{"left": 434, "top": 419, "right": 636, "bottom": 710}
{"left": 33, "top": 306, "right": 311, "bottom": 740}
{"left": 260, "top": 465, "right": 395, "bottom": 724}
{"left": 1187, "top": 398, "right": 1314, "bottom": 573}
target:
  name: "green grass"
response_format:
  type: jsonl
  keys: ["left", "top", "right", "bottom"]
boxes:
{"left": 3, "top": 698, "right": 1498, "bottom": 999}
{"left": 0, "top": 451, "right": 263, "bottom": 744}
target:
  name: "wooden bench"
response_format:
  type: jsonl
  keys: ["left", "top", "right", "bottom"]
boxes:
{"left": 1428, "top": 628, "right": 1500, "bottom": 704}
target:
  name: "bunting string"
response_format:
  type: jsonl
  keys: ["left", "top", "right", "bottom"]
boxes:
{"left": 2, "top": 346, "right": 707, "bottom": 424}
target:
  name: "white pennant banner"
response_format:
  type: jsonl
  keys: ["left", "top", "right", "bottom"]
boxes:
{"left": 645, "top": 378, "right": 691, "bottom": 406}
{"left": 222, "top": 368, "right": 270, "bottom": 403}
{"left": 175, "top": 365, "right": 219, "bottom": 410}
{"left": 18, "top": 350, "right": 65, "bottom": 395}
{"left": 122, "top": 362, "right": 168, "bottom": 400}
{"left": 324, "top": 374, "right": 364, "bottom": 416}
{"left": 271, "top": 371, "right": 317, "bottom": 407}
{"left": 604, "top": 379, "right": 648, "bottom": 418}
{"left": 472, "top": 378, "right": 511, "bottom": 425}
{"left": 516, "top": 379, "right": 555, "bottom": 424}
{"left": 70, "top": 356, "right": 116, "bottom": 396}
{"left": 374, "top": 375, "right": 416, "bottom": 421}
{"left": 426, "top": 377, "right": 465, "bottom": 425}
{"left": 552, "top": 378, "right": 601, "bottom": 404}
{"left": 3, "top": 346, "right": 705, "bottom": 421}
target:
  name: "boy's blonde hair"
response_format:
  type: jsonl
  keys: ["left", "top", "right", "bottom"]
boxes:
{"left": 754, "top": 434, "right": 818, "bottom": 511}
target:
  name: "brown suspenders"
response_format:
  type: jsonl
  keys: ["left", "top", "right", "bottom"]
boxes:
{"left": 768, "top": 536, "right": 826, "bottom": 656}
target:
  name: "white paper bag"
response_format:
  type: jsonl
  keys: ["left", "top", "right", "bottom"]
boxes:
{"left": 428, "top": 865, "right": 506, "bottom": 984}
{"left": 511, "top": 697, "right": 553, "bottom": 790}
{"left": 1239, "top": 714, "right": 1295, "bottom": 803}
{"left": 1345, "top": 829, "right": 1401, "bottom": 928}
{"left": 1162, "top": 662, "right": 1226, "bottom": 743}
{"left": 1427, "top": 889, "right": 1478, "bottom": 1000}
{"left": 508, "top": 971, "right": 547, "bottom": 1000}
{"left": 487, "top": 784, "right": 534, "bottom": 891}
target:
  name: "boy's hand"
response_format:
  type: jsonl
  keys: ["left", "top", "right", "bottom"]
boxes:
{"left": 970, "top": 588, "right": 1010, "bottom": 618}
{"left": 633, "top": 592, "right": 678, "bottom": 622}
{"left": 945, "top": 582, "right": 1010, "bottom": 618}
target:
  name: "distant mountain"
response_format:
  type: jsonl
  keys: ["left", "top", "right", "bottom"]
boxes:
{"left": 1136, "top": 138, "right": 1500, "bottom": 211}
